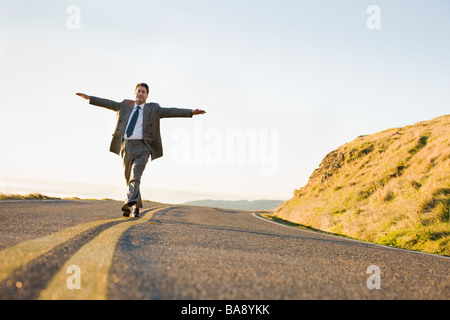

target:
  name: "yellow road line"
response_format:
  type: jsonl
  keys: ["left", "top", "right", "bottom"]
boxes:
{"left": 0, "top": 217, "right": 126, "bottom": 282}
{"left": 38, "top": 206, "right": 169, "bottom": 300}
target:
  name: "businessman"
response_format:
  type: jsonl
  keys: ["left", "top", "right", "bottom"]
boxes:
{"left": 76, "top": 83, "right": 205, "bottom": 217}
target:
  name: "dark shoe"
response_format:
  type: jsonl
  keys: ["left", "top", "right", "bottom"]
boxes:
{"left": 122, "top": 201, "right": 137, "bottom": 217}
{"left": 121, "top": 202, "right": 133, "bottom": 217}
{"left": 122, "top": 206, "right": 130, "bottom": 217}
{"left": 133, "top": 208, "right": 140, "bottom": 218}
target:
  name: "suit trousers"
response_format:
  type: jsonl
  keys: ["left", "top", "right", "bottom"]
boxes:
{"left": 120, "top": 139, "right": 151, "bottom": 209}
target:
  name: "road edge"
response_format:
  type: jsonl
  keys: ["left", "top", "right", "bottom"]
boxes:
{"left": 252, "top": 212, "right": 450, "bottom": 260}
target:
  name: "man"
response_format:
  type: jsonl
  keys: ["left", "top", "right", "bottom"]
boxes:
{"left": 76, "top": 83, "right": 206, "bottom": 217}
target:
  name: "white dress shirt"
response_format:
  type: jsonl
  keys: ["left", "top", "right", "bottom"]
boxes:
{"left": 124, "top": 103, "right": 145, "bottom": 140}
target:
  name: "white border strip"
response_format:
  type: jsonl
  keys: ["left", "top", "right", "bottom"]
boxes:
{"left": 252, "top": 213, "right": 450, "bottom": 260}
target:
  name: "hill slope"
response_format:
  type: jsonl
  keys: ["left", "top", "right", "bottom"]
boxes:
{"left": 274, "top": 115, "right": 450, "bottom": 256}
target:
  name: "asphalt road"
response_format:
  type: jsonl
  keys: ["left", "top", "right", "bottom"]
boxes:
{"left": 0, "top": 200, "right": 449, "bottom": 300}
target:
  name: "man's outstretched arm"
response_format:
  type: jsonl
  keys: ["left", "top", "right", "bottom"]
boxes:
{"left": 159, "top": 106, "right": 206, "bottom": 118}
{"left": 76, "top": 93, "right": 126, "bottom": 112}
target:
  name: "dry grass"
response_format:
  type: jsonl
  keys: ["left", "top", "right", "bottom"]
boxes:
{"left": 0, "top": 193, "right": 115, "bottom": 201}
{"left": 0, "top": 193, "right": 61, "bottom": 200}
{"left": 275, "top": 115, "right": 450, "bottom": 256}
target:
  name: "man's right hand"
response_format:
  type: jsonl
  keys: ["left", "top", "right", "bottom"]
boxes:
{"left": 76, "top": 93, "right": 90, "bottom": 100}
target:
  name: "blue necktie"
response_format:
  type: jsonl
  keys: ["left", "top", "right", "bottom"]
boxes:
{"left": 126, "top": 106, "right": 140, "bottom": 138}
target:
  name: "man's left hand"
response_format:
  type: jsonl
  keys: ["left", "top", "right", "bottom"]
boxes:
{"left": 192, "top": 109, "right": 206, "bottom": 115}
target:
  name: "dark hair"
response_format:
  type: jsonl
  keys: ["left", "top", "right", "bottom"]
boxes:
{"left": 135, "top": 83, "right": 149, "bottom": 94}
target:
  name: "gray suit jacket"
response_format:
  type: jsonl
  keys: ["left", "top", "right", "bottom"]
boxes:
{"left": 89, "top": 96, "right": 193, "bottom": 161}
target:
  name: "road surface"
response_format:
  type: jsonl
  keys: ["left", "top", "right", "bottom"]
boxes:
{"left": 0, "top": 200, "right": 449, "bottom": 300}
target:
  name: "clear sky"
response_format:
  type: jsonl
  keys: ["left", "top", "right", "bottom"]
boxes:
{"left": 1, "top": 0, "right": 449, "bottom": 203}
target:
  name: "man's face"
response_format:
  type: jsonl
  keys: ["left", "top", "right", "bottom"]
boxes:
{"left": 135, "top": 86, "right": 148, "bottom": 105}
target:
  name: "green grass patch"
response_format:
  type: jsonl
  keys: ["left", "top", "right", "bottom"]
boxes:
{"left": 408, "top": 135, "right": 428, "bottom": 155}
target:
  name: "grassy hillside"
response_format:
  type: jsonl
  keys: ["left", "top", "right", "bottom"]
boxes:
{"left": 274, "top": 115, "right": 450, "bottom": 256}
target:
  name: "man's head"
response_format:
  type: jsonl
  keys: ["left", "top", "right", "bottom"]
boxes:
{"left": 135, "top": 83, "right": 149, "bottom": 105}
